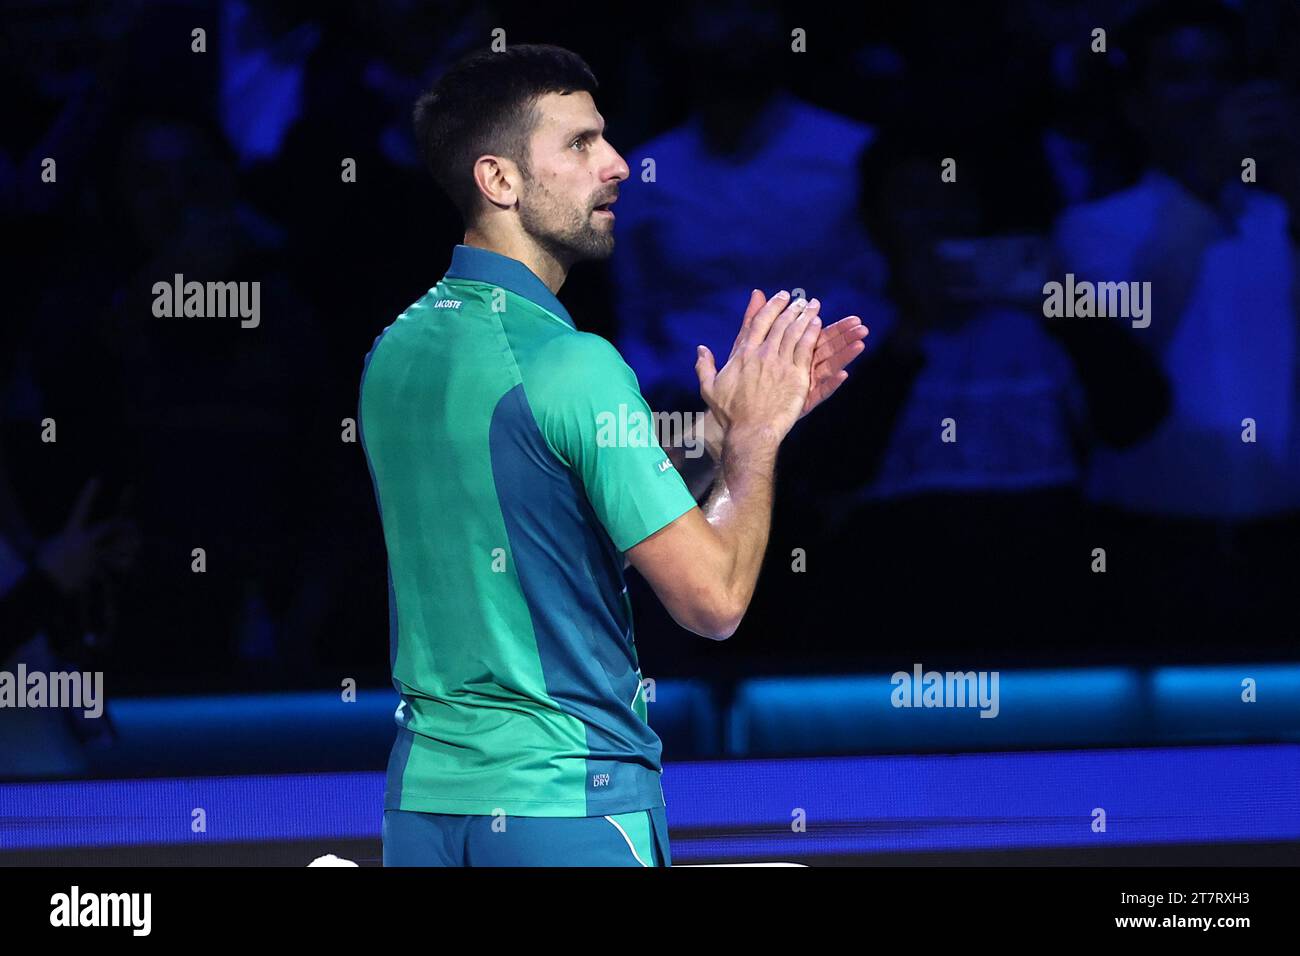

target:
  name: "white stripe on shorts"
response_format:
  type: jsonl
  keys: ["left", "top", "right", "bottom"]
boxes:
{"left": 603, "top": 814, "right": 649, "bottom": 867}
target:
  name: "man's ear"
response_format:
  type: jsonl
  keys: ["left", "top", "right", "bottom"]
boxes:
{"left": 472, "top": 155, "right": 522, "bottom": 210}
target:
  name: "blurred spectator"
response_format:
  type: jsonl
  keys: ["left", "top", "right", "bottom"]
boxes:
{"left": 1000, "top": 0, "right": 1146, "bottom": 206}
{"left": 0, "top": 450, "right": 136, "bottom": 773}
{"left": 768, "top": 126, "right": 1168, "bottom": 661}
{"left": 92, "top": 116, "right": 334, "bottom": 685}
{"left": 1053, "top": 0, "right": 1300, "bottom": 645}
{"left": 218, "top": 1, "right": 323, "bottom": 168}
{"left": 609, "top": 0, "right": 890, "bottom": 412}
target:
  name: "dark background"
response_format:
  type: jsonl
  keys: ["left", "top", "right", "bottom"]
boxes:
{"left": 3, "top": 0, "right": 1298, "bottom": 706}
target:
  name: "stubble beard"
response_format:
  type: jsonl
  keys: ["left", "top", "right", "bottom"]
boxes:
{"left": 518, "top": 174, "right": 615, "bottom": 265}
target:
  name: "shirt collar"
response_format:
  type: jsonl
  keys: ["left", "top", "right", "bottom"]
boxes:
{"left": 444, "top": 244, "right": 575, "bottom": 328}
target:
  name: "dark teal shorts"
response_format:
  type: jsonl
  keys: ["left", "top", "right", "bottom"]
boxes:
{"left": 383, "top": 805, "right": 672, "bottom": 867}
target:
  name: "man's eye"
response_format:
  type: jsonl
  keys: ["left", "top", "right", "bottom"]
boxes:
{"left": 571, "top": 138, "right": 586, "bottom": 151}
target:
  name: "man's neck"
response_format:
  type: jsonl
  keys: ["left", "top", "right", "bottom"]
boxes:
{"left": 461, "top": 227, "right": 569, "bottom": 293}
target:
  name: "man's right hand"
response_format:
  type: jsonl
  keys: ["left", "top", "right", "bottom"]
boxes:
{"left": 694, "top": 289, "right": 821, "bottom": 446}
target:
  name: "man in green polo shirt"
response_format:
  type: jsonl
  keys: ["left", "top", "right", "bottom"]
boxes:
{"left": 361, "top": 43, "right": 867, "bottom": 866}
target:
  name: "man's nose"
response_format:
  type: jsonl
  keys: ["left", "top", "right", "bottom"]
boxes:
{"left": 605, "top": 146, "right": 630, "bottom": 183}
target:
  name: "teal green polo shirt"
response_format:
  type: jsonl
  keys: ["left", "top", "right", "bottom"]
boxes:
{"left": 359, "top": 244, "right": 698, "bottom": 816}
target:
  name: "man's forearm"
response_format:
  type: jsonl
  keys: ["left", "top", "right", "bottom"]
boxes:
{"left": 665, "top": 410, "right": 724, "bottom": 500}
{"left": 698, "top": 424, "right": 780, "bottom": 624}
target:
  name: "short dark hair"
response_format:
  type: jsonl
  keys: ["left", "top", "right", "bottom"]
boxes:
{"left": 413, "top": 44, "right": 598, "bottom": 223}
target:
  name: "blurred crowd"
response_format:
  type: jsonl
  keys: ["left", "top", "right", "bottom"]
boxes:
{"left": 2, "top": 0, "right": 1298, "bottom": 713}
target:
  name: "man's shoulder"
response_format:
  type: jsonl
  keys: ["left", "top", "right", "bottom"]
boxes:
{"left": 513, "top": 332, "right": 637, "bottom": 420}
{"left": 524, "top": 330, "right": 629, "bottom": 384}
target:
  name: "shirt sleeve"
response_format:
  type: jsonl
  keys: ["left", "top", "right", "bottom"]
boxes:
{"left": 528, "top": 332, "right": 699, "bottom": 552}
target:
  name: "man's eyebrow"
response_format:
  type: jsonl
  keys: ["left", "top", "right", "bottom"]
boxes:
{"left": 563, "top": 122, "right": 605, "bottom": 141}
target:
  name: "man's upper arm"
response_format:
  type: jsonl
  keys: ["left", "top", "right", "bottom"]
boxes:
{"left": 623, "top": 504, "right": 711, "bottom": 577}
{"left": 530, "top": 333, "right": 697, "bottom": 552}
